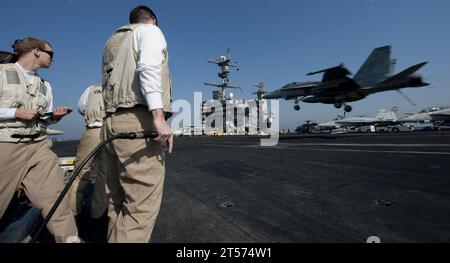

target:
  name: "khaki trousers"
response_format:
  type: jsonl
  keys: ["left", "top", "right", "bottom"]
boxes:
{"left": 68, "top": 127, "right": 108, "bottom": 219}
{"left": 100, "top": 107, "right": 165, "bottom": 243}
{"left": 0, "top": 139, "right": 77, "bottom": 243}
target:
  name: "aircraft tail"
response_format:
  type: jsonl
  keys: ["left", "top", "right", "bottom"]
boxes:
{"left": 375, "top": 109, "right": 398, "bottom": 122}
{"left": 353, "top": 46, "right": 391, "bottom": 87}
{"left": 379, "top": 62, "right": 428, "bottom": 86}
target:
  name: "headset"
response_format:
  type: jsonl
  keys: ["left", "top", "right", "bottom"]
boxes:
{"left": 0, "top": 51, "right": 15, "bottom": 64}
{"left": 0, "top": 39, "right": 22, "bottom": 64}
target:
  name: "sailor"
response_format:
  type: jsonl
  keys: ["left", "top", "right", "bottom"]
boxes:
{"left": 68, "top": 84, "right": 108, "bottom": 220}
{"left": 100, "top": 5, "right": 173, "bottom": 242}
{"left": 0, "top": 37, "right": 79, "bottom": 242}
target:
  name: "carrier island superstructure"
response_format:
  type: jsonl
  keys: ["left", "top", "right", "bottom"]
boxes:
{"left": 200, "top": 49, "right": 274, "bottom": 136}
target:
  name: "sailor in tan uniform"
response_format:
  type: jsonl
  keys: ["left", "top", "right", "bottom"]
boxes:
{"left": 100, "top": 5, "right": 173, "bottom": 243}
{"left": 0, "top": 37, "right": 79, "bottom": 242}
{"left": 68, "top": 84, "right": 108, "bottom": 220}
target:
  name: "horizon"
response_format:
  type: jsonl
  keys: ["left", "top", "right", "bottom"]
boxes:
{"left": 1, "top": 0, "right": 449, "bottom": 139}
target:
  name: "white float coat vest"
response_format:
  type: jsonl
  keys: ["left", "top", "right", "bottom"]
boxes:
{"left": 102, "top": 24, "right": 172, "bottom": 116}
{"left": 0, "top": 63, "right": 52, "bottom": 142}
{"left": 84, "top": 85, "right": 105, "bottom": 126}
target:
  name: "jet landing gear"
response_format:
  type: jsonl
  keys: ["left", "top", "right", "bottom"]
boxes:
{"left": 334, "top": 102, "right": 352, "bottom": 112}
{"left": 344, "top": 105, "right": 352, "bottom": 112}
{"left": 293, "top": 98, "right": 301, "bottom": 111}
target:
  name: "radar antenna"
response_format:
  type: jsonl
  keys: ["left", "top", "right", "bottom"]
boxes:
{"left": 204, "top": 48, "right": 241, "bottom": 100}
{"left": 252, "top": 81, "right": 267, "bottom": 100}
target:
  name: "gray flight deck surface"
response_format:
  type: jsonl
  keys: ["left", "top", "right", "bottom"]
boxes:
{"left": 53, "top": 131, "right": 450, "bottom": 242}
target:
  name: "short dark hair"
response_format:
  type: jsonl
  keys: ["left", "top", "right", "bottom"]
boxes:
{"left": 129, "top": 5, "right": 158, "bottom": 24}
{"left": 12, "top": 37, "right": 52, "bottom": 58}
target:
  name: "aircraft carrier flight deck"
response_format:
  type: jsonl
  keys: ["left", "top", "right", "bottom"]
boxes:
{"left": 51, "top": 131, "right": 450, "bottom": 243}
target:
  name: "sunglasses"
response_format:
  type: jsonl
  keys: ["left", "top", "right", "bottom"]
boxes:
{"left": 40, "top": 49, "right": 54, "bottom": 60}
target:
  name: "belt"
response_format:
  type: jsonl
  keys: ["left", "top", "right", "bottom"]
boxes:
{"left": 114, "top": 106, "right": 172, "bottom": 120}
{"left": 11, "top": 133, "right": 41, "bottom": 139}
{"left": 115, "top": 105, "right": 147, "bottom": 112}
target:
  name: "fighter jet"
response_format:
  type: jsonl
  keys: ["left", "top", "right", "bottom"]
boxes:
{"left": 401, "top": 106, "right": 450, "bottom": 122}
{"left": 335, "top": 109, "right": 398, "bottom": 127}
{"left": 315, "top": 108, "right": 398, "bottom": 132}
{"left": 315, "top": 116, "right": 344, "bottom": 132}
{"left": 263, "top": 46, "right": 429, "bottom": 112}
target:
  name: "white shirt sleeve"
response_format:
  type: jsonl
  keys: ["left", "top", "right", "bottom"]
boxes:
{"left": 47, "top": 94, "right": 53, "bottom": 112}
{"left": 77, "top": 87, "right": 90, "bottom": 115}
{"left": 42, "top": 80, "right": 54, "bottom": 113}
{"left": 0, "top": 108, "right": 17, "bottom": 120}
{"left": 133, "top": 24, "right": 166, "bottom": 111}
{"left": 42, "top": 81, "right": 58, "bottom": 125}
{"left": 0, "top": 81, "right": 55, "bottom": 121}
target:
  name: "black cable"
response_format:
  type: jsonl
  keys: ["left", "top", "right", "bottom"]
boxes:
{"left": 28, "top": 131, "right": 157, "bottom": 243}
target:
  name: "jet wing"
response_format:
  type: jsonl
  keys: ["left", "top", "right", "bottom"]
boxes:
{"left": 307, "top": 64, "right": 352, "bottom": 82}
{"left": 336, "top": 121, "right": 371, "bottom": 127}
{"left": 282, "top": 82, "right": 318, "bottom": 90}
{"left": 336, "top": 120, "right": 397, "bottom": 127}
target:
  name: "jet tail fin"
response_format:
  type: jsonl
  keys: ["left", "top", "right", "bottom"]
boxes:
{"left": 353, "top": 45, "right": 391, "bottom": 87}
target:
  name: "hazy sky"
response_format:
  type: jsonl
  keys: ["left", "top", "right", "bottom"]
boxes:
{"left": 1, "top": 0, "right": 449, "bottom": 139}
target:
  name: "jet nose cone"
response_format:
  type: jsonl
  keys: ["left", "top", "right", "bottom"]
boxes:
{"left": 262, "top": 93, "right": 271, "bottom": 99}
{"left": 263, "top": 92, "right": 276, "bottom": 99}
